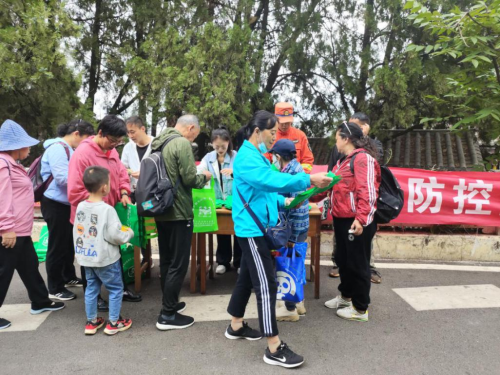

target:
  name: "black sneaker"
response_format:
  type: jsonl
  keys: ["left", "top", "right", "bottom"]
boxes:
{"left": 0, "top": 318, "right": 11, "bottom": 330}
{"left": 65, "top": 278, "right": 84, "bottom": 288}
{"left": 123, "top": 288, "right": 142, "bottom": 302}
{"left": 225, "top": 321, "right": 262, "bottom": 341}
{"left": 263, "top": 342, "right": 304, "bottom": 368}
{"left": 30, "top": 301, "right": 65, "bottom": 315}
{"left": 49, "top": 289, "right": 76, "bottom": 301}
{"left": 156, "top": 312, "right": 194, "bottom": 331}
{"left": 98, "top": 298, "right": 109, "bottom": 312}
{"left": 175, "top": 301, "right": 186, "bottom": 313}
{"left": 157, "top": 302, "right": 186, "bottom": 317}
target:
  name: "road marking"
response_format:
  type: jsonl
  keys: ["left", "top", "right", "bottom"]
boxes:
{"left": 375, "top": 263, "right": 500, "bottom": 273}
{"left": 0, "top": 304, "right": 52, "bottom": 333}
{"left": 393, "top": 284, "right": 500, "bottom": 311}
{"left": 151, "top": 254, "right": 500, "bottom": 273}
{"left": 180, "top": 294, "right": 258, "bottom": 322}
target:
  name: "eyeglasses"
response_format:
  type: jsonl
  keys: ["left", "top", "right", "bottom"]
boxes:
{"left": 105, "top": 135, "right": 124, "bottom": 147}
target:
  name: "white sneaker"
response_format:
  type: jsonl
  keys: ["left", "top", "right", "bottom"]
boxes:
{"left": 324, "top": 295, "right": 352, "bottom": 309}
{"left": 276, "top": 303, "right": 299, "bottom": 322}
{"left": 215, "top": 265, "right": 226, "bottom": 275}
{"left": 296, "top": 301, "right": 306, "bottom": 316}
{"left": 336, "top": 305, "right": 368, "bottom": 322}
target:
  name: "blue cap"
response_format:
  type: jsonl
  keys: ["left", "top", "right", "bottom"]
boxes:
{"left": 269, "top": 139, "right": 296, "bottom": 158}
{"left": 0, "top": 119, "right": 40, "bottom": 152}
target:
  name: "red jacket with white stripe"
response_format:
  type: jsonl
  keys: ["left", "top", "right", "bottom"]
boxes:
{"left": 330, "top": 149, "right": 381, "bottom": 226}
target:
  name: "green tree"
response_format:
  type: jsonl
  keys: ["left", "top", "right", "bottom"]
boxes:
{"left": 405, "top": 0, "right": 500, "bottom": 142}
{"left": 289, "top": 0, "right": 474, "bottom": 137}
{"left": 0, "top": 0, "right": 81, "bottom": 140}
{"left": 129, "top": 22, "right": 256, "bottom": 133}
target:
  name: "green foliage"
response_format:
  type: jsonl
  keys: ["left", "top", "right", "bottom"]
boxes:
{"left": 129, "top": 22, "right": 256, "bottom": 133}
{"left": 4, "top": 0, "right": 499, "bottom": 151}
{"left": 0, "top": 0, "right": 81, "bottom": 139}
{"left": 405, "top": 0, "right": 500, "bottom": 140}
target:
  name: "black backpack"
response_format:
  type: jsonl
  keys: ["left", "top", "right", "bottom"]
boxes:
{"left": 135, "top": 135, "right": 181, "bottom": 217}
{"left": 28, "top": 142, "right": 70, "bottom": 202}
{"left": 350, "top": 152, "right": 404, "bottom": 224}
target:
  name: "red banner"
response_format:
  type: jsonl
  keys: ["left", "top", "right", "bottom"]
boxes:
{"left": 311, "top": 165, "right": 500, "bottom": 226}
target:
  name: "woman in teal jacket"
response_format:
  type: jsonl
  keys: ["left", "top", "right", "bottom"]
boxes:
{"left": 224, "top": 110, "right": 332, "bottom": 369}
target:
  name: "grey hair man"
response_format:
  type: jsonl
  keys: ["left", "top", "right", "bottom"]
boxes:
{"left": 174, "top": 114, "right": 200, "bottom": 142}
{"left": 151, "top": 114, "right": 211, "bottom": 331}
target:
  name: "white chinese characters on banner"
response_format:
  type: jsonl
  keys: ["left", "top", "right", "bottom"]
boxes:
{"left": 408, "top": 177, "right": 445, "bottom": 214}
{"left": 453, "top": 179, "right": 493, "bottom": 215}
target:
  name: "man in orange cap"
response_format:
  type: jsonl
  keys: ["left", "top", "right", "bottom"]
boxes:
{"left": 267, "top": 102, "right": 314, "bottom": 174}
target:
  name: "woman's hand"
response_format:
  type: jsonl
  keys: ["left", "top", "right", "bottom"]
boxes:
{"left": 130, "top": 171, "right": 140, "bottom": 179}
{"left": 285, "top": 198, "right": 294, "bottom": 207}
{"left": 121, "top": 191, "right": 131, "bottom": 207}
{"left": 1, "top": 231, "right": 16, "bottom": 248}
{"left": 350, "top": 219, "right": 363, "bottom": 236}
{"left": 310, "top": 172, "right": 333, "bottom": 189}
{"left": 220, "top": 168, "right": 233, "bottom": 176}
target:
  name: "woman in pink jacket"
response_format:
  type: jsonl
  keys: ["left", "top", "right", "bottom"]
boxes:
{"left": 67, "top": 115, "right": 141, "bottom": 309}
{"left": 0, "top": 120, "right": 65, "bottom": 331}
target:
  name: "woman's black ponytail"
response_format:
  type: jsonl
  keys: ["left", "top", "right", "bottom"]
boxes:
{"left": 239, "top": 110, "right": 278, "bottom": 141}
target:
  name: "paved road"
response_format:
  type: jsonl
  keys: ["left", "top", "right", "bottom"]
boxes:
{"left": 1, "top": 260, "right": 500, "bottom": 375}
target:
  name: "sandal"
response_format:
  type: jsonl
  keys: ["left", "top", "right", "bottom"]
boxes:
{"left": 370, "top": 269, "right": 382, "bottom": 284}
{"left": 329, "top": 267, "right": 340, "bottom": 278}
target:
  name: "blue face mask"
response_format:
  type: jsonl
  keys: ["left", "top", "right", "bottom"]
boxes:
{"left": 258, "top": 132, "right": 268, "bottom": 154}
{"left": 258, "top": 142, "right": 268, "bottom": 154}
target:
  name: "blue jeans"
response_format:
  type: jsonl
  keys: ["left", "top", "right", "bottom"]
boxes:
{"left": 84, "top": 260, "right": 123, "bottom": 322}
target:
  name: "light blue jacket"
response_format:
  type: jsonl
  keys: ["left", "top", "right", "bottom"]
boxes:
{"left": 197, "top": 150, "right": 237, "bottom": 200}
{"left": 232, "top": 140, "right": 310, "bottom": 238}
{"left": 41, "top": 138, "right": 74, "bottom": 204}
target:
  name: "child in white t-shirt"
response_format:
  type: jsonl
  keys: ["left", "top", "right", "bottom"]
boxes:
{"left": 73, "top": 166, "right": 134, "bottom": 335}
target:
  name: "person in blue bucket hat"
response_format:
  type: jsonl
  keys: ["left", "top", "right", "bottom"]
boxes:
{"left": 0, "top": 119, "right": 65, "bottom": 331}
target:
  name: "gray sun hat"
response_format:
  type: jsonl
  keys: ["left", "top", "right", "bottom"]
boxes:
{"left": 0, "top": 119, "right": 40, "bottom": 151}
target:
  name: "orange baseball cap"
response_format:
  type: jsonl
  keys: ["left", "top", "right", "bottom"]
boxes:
{"left": 275, "top": 102, "right": 294, "bottom": 123}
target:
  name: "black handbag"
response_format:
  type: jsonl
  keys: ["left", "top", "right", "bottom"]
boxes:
{"left": 236, "top": 188, "right": 291, "bottom": 250}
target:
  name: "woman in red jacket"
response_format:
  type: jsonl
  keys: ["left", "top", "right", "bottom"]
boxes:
{"left": 324, "top": 122, "right": 381, "bottom": 322}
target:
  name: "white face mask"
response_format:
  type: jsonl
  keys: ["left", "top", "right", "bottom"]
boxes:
{"left": 272, "top": 155, "right": 282, "bottom": 170}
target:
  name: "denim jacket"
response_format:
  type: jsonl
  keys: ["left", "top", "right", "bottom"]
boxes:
{"left": 197, "top": 150, "right": 237, "bottom": 200}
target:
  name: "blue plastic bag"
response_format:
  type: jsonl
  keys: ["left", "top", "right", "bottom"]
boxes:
{"left": 275, "top": 243, "right": 307, "bottom": 303}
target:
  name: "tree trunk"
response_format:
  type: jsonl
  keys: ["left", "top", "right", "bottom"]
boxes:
{"left": 135, "top": 4, "right": 147, "bottom": 122}
{"left": 263, "top": 0, "right": 321, "bottom": 94}
{"left": 355, "top": 0, "right": 375, "bottom": 111}
{"left": 151, "top": 102, "right": 160, "bottom": 137}
{"left": 86, "top": 0, "right": 103, "bottom": 112}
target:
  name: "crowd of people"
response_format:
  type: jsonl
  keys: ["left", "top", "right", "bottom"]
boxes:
{"left": 0, "top": 102, "right": 383, "bottom": 369}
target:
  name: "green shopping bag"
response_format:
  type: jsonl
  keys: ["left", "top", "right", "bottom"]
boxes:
{"left": 143, "top": 217, "right": 158, "bottom": 242}
{"left": 120, "top": 244, "right": 135, "bottom": 284}
{"left": 34, "top": 225, "right": 49, "bottom": 262}
{"left": 193, "top": 177, "right": 218, "bottom": 233}
{"left": 287, "top": 171, "right": 341, "bottom": 209}
{"left": 114, "top": 203, "right": 143, "bottom": 248}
